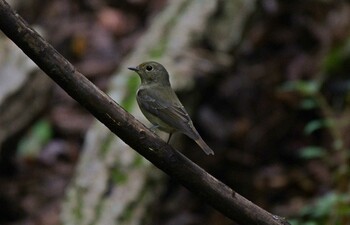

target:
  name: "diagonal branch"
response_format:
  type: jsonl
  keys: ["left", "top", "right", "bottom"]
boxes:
{"left": 0, "top": 1, "right": 290, "bottom": 225}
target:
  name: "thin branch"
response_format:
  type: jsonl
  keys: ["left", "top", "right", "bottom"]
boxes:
{"left": 0, "top": 1, "right": 290, "bottom": 224}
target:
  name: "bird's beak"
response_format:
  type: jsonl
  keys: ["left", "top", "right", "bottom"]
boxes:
{"left": 128, "top": 66, "right": 139, "bottom": 72}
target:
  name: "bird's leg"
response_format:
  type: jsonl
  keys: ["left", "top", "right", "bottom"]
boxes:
{"left": 149, "top": 124, "right": 159, "bottom": 133}
{"left": 167, "top": 133, "right": 173, "bottom": 144}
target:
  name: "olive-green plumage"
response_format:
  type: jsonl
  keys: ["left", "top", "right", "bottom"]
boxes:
{"left": 128, "top": 61, "right": 214, "bottom": 155}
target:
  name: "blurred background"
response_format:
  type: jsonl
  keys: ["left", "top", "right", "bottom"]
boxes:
{"left": 1, "top": 0, "right": 350, "bottom": 224}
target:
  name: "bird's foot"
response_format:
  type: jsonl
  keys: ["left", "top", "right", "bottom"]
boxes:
{"left": 149, "top": 124, "right": 159, "bottom": 133}
{"left": 167, "top": 133, "right": 173, "bottom": 144}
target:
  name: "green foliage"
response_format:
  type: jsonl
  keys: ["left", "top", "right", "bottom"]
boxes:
{"left": 299, "top": 146, "right": 326, "bottom": 159}
{"left": 281, "top": 80, "right": 320, "bottom": 96}
{"left": 17, "top": 119, "right": 52, "bottom": 158}
{"left": 149, "top": 39, "right": 167, "bottom": 59}
{"left": 121, "top": 75, "right": 140, "bottom": 111}
{"left": 303, "top": 119, "right": 332, "bottom": 135}
{"left": 133, "top": 154, "right": 146, "bottom": 167}
{"left": 299, "top": 98, "right": 318, "bottom": 110}
{"left": 290, "top": 192, "right": 350, "bottom": 225}
{"left": 110, "top": 167, "right": 128, "bottom": 184}
{"left": 281, "top": 36, "right": 350, "bottom": 224}
{"left": 322, "top": 37, "right": 350, "bottom": 74}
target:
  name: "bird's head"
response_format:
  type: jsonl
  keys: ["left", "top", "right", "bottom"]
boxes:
{"left": 128, "top": 61, "right": 170, "bottom": 86}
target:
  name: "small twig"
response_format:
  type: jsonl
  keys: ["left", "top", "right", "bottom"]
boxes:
{"left": 0, "top": 1, "right": 290, "bottom": 224}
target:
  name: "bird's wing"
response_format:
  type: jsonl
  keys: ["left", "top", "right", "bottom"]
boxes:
{"left": 137, "top": 87, "right": 199, "bottom": 140}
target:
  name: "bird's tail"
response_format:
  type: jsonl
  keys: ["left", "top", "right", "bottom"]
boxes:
{"left": 195, "top": 137, "right": 214, "bottom": 155}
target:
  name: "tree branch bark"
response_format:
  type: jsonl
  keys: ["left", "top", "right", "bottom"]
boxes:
{"left": 0, "top": 1, "right": 290, "bottom": 224}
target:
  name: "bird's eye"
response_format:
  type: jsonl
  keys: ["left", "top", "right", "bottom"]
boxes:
{"left": 145, "top": 65, "right": 153, "bottom": 71}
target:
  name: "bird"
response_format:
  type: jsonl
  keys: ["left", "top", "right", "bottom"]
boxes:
{"left": 128, "top": 61, "right": 214, "bottom": 155}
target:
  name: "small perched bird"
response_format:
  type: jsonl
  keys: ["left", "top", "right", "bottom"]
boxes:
{"left": 128, "top": 61, "right": 214, "bottom": 155}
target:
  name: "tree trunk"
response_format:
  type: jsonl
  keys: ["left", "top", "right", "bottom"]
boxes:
{"left": 0, "top": 32, "right": 51, "bottom": 172}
